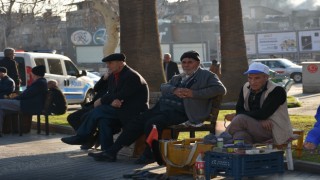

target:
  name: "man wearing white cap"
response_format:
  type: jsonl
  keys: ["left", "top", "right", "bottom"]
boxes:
{"left": 225, "top": 62, "right": 293, "bottom": 145}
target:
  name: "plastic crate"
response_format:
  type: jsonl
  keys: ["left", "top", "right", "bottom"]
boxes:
{"left": 205, "top": 151, "right": 284, "bottom": 180}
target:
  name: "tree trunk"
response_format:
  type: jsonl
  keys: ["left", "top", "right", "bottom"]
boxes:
{"left": 219, "top": 0, "right": 248, "bottom": 102}
{"left": 92, "top": 0, "right": 120, "bottom": 56}
{"left": 119, "top": 0, "right": 165, "bottom": 91}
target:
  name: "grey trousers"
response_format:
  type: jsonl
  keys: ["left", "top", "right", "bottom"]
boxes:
{"left": 226, "top": 114, "right": 273, "bottom": 144}
{"left": 0, "top": 99, "right": 21, "bottom": 132}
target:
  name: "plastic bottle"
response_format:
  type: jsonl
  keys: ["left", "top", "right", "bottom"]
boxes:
{"left": 217, "top": 138, "right": 224, "bottom": 148}
{"left": 194, "top": 152, "right": 206, "bottom": 180}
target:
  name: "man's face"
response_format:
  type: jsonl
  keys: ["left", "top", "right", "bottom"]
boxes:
{"left": 0, "top": 72, "right": 4, "bottom": 78}
{"left": 7, "top": 51, "right": 15, "bottom": 60}
{"left": 247, "top": 73, "right": 269, "bottom": 91}
{"left": 181, "top": 58, "right": 200, "bottom": 75}
{"left": 106, "top": 61, "right": 123, "bottom": 73}
{"left": 163, "top": 54, "right": 171, "bottom": 63}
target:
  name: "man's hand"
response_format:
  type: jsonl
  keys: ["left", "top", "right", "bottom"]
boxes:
{"left": 94, "top": 98, "right": 102, "bottom": 107}
{"left": 225, "top": 113, "right": 236, "bottom": 121}
{"left": 111, "top": 99, "right": 123, "bottom": 108}
{"left": 173, "top": 88, "right": 193, "bottom": 98}
{"left": 260, "top": 120, "right": 273, "bottom": 131}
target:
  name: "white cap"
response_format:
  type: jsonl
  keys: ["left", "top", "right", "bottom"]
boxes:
{"left": 244, "top": 62, "right": 269, "bottom": 75}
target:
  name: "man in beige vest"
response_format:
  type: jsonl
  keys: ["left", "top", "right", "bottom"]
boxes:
{"left": 225, "top": 62, "right": 293, "bottom": 145}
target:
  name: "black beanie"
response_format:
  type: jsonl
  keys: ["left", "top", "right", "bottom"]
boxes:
{"left": 0, "top": 67, "right": 7, "bottom": 73}
{"left": 180, "top": 50, "right": 200, "bottom": 61}
{"left": 102, "top": 53, "right": 126, "bottom": 62}
{"left": 32, "top": 65, "right": 46, "bottom": 77}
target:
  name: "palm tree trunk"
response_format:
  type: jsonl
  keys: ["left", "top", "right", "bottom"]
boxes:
{"left": 119, "top": 0, "right": 165, "bottom": 91}
{"left": 219, "top": 0, "right": 248, "bottom": 102}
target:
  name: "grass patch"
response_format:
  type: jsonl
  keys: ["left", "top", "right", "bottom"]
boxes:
{"left": 287, "top": 96, "right": 301, "bottom": 108}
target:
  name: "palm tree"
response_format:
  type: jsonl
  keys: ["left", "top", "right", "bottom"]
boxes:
{"left": 219, "top": 0, "right": 248, "bottom": 102}
{"left": 118, "top": 0, "right": 165, "bottom": 91}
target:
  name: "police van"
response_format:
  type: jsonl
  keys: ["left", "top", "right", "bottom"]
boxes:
{"left": 0, "top": 52, "right": 95, "bottom": 106}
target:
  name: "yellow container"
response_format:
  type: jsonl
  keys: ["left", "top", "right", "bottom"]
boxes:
{"left": 159, "top": 138, "right": 214, "bottom": 176}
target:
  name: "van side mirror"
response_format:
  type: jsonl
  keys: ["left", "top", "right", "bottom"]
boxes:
{"left": 81, "top": 70, "right": 87, "bottom": 76}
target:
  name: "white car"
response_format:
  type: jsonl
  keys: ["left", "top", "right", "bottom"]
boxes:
{"left": 86, "top": 71, "right": 101, "bottom": 84}
{"left": 251, "top": 58, "right": 302, "bottom": 83}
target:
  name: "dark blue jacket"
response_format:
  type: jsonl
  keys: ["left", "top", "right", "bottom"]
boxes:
{"left": 0, "top": 75, "right": 15, "bottom": 99}
{"left": 15, "top": 77, "right": 47, "bottom": 114}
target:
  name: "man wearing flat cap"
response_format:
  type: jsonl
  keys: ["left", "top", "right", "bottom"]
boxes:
{"left": 91, "top": 50, "right": 226, "bottom": 164}
{"left": 225, "top": 62, "right": 293, "bottom": 145}
{"left": 61, "top": 53, "right": 149, "bottom": 151}
{"left": 0, "top": 67, "right": 15, "bottom": 99}
{"left": 0, "top": 65, "right": 47, "bottom": 136}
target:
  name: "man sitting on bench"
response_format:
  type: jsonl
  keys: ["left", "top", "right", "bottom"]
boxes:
{"left": 0, "top": 65, "right": 47, "bottom": 137}
{"left": 225, "top": 62, "right": 294, "bottom": 145}
{"left": 90, "top": 50, "right": 226, "bottom": 164}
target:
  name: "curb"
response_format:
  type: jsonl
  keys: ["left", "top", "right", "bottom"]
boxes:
{"left": 31, "top": 122, "right": 75, "bottom": 135}
{"left": 294, "top": 160, "right": 320, "bottom": 174}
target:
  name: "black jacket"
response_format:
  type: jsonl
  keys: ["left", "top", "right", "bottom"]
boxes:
{"left": 48, "top": 87, "right": 67, "bottom": 115}
{"left": 100, "top": 65, "right": 149, "bottom": 124}
{"left": 15, "top": 77, "right": 47, "bottom": 114}
{"left": 163, "top": 61, "right": 180, "bottom": 81}
{"left": 0, "top": 75, "right": 15, "bottom": 99}
{"left": 0, "top": 57, "right": 20, "bottom": 88}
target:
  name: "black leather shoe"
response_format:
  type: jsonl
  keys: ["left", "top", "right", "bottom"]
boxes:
{"left": 134, "top": 155, "right": 155, "bottom": 165}
{"left": 93, "top": 151, "right": 117, "bottom": 162}
{"left": 88, "top": 151, "right": 103, "bottom": 158}
{"left": 61, "top": 136, "right": 85, "bottom": 145}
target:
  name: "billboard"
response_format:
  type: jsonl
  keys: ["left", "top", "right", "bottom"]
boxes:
{"left": 257, "top": 32, "right": 297, "bottom": 53}
{"left": 298, "top": 30, "right": 320, "bottom": 52}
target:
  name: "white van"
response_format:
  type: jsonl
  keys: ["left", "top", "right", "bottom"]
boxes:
{"left": 0, "top": 52, "right": 95, "bottom": 105}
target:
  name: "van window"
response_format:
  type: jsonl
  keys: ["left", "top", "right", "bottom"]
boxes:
{"left": 64, "top": 60, "right": 79, "bottom": 76}
{"left": 34, "top": 58, "right": 45, "bottom": 66}
{"left": 48, "top": 59, "right": 63, "bottom": 75}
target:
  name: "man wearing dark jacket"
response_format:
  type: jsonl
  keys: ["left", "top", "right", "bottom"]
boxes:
{"left": 0, "top": 48, "right": 21, "bottom": 92}
{"left": 61, "top": 53, "right": 149, "bottom": 151}
{"left": 0, "top": 65, "right": 47, "bottom": 136}
{"left": 66, "top": 71, "right": 112, "bottom": 150}
{"left": 0, "top": 67, "right": 15, "bottom": 99}
{"left": 47, "top": 79, "right": 67, "bottom": 115}
{"left": 163, "top": 53, "right": 180, "bottom": 81}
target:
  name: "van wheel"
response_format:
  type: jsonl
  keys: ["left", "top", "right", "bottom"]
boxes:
{"left": 291, "top": 73, "right": 302, "bottom": 83}
{"left": 81, "top": 90, "right": 94, "bottom": 107}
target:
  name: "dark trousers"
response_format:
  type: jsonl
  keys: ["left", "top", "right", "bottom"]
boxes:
{"left": 76, "top": 104, "right": 121, "bottom": 150}
{"left": 109, "top": 103, "right": 188, "bottom": 156}
{"left": 67, "top": 107, "right": 92, "bottom": 131}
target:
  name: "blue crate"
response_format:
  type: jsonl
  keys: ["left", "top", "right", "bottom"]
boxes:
{"left": 204, "top": 151, "right": 284, "bottom": 180}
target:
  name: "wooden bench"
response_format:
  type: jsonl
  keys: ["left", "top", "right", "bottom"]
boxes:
{"left": 132, "top": 94, "right": 223, "bottom": 157}
{"left": 163, "top": 95, "right": 223, "bottom": 139}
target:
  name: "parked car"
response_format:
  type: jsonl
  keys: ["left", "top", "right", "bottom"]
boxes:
{"left": 86, "top": 71, "right": 101, "bottom": 84}
{"left": 269, "top": 69, "right": 294, "bottom": 93}
{"left": 251, "top": 58, "right": 302, "bottom": 83}
{"left": 0, "top": 52, "right": 95, "bottom": 106}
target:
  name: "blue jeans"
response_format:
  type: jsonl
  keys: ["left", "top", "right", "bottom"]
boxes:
{"left": 77, "top": 104, "right": 121, "bottom": 150}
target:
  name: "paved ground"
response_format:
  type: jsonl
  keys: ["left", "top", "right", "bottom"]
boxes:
{"left": 1, "top": 83, "right": 320, "bottom": 179}
{"left": 287, "top": 83, "right": 320, "bottom": 116}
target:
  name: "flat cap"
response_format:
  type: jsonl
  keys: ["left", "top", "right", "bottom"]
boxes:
{"left": 180, "top": 50, "right": 200, "bottom": 61}
{"left": 102, "top": 53, "right": 126, "bottom": 62}
{"left": 32, "top": 65, "right": 46, "bottom": 77}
